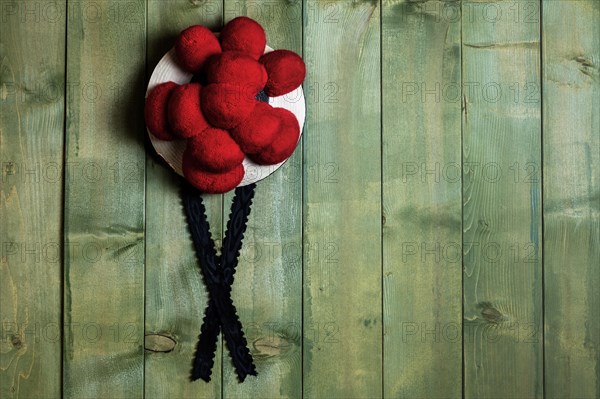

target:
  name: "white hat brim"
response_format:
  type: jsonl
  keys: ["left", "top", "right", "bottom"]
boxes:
{"left": 146, "top": 45, "right": 306, "bottom": 187}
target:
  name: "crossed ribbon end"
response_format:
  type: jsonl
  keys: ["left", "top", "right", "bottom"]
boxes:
{"left": 181, "top": 180, "right": 258, "bottom": 383}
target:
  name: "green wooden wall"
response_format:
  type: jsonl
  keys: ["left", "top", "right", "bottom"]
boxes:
{"left": 1, "top": 1, "right": 598, "bottom": 398}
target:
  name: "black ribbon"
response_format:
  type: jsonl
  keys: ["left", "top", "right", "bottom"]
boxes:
{"left": 181, "top": 180, "right": 258, "bottom": 382}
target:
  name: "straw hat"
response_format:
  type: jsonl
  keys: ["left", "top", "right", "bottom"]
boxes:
{"left": 145, "top": 17, "right": 306, "bottom": 192}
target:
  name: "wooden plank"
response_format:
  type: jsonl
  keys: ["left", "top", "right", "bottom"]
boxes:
{"left": 382, "top": 0, "right": 463, "bottom": 397}
{"left": 144, "top": 1, "right": 224, "bottom": 398}
{"left": 0, "top": 1, "right": 65, "bottom": 397}
{"left": 302, "top": 1, "right": 381, "bottom": 397}
{"left": 221, "top": 1, "right": 303, "bottom": 398}
{"left": 542, "top": 1, "right": 599, "bottom": 398}
{"left": 462, "top": 1, "right": 543, "bottom": 397}
{"left": 63, "top": 1, "right": 146, "bottom": 397}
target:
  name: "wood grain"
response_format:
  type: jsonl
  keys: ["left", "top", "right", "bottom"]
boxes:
{"left": 63, "top": 1, "right": 146, "bottom": 397}
{"left": 302, "top": 1, "right": 382, "bottom": 397}
{"left": 144, "top": 2, "right": 224, "bottom": 398}
{"left": 382, "top": 0, "right": 463, "bottom": 397}
{"left": 2, "top": 0, "right": 600, "bottom": 397}
{"left": 0, "top": 1, "right": 65, "bottom": 397}
{"left": 221, "top": 1, "right": 304, "bottom": 398}
{"left": 542, "top": 1, "right": 599, "bottom": 398}
{"left": 462, "top": 1, "right": 543, "bottom": 397}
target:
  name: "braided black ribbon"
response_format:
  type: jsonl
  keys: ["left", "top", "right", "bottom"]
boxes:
{"left": 181, "top": 181, "right": 258, "bottom": 382}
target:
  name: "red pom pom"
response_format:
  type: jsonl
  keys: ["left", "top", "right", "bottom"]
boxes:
{"left": 220, "top": 17, "right": 266, "bottom": 60}
{"left": 201, "top": 83, "right": 257, "bottom": 129}
{"left": 230, "top": 102, "right": 280, "bottom": 154}
{"left": 250, "top": 107, "right": 300, "bottom": 165}
{"left": 175, "top": 25, "right": 221, "bottom": 73}
{"left": 145, "top": 82, "right": 179, "bottom": 141}
{"left": 205, "top": 52, "right": 267, "bottom": 94}
{"left": 260, "top": 50, "right": 306, "bottom": 97}
{"left": 168, "top": 83, "right": 210, "bottom": 139}
{"left": 184, "top": 128, "right": 245, "bottom": 173}
{"left": 183, "top": 151, "right": 245, "bottom": 194}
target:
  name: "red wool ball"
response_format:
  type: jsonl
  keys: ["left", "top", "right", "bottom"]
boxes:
{"left": 260, "top": 50, "right": 306, "bottom": 97}
{"left": 167, "top": 83, "right": 210, "bottom": 139}
{"left": 183, "top": 151, "right": 245, "bottom": 194}
{"left": 175, "top": 25, "right": 221, "bottom": 73}
{"left": 145, "top": 82, "right": 179, "bottom": 141}
{"left": 230, "top": 102, "right": 280, "bottom": 154}
{"left": 204, "top": 52, "right": 268, "bottom": 94}
{"left": 201, "top": 83, "right": 257, "bottom": 129}
{"left": 220, "top": 17, "right": 266, "bottom": 60}
{"left": 184, "top": 128, "right": 245, "bottom": 173}
{"left": 250, "top": 107, "right": 300, "bottom": 165}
